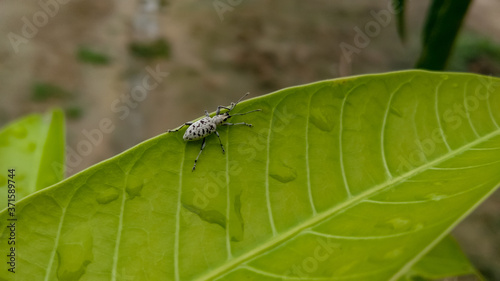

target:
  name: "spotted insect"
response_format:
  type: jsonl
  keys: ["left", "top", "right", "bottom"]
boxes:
{"left": 168, "top": 93, "right": 261, "bottom": 171}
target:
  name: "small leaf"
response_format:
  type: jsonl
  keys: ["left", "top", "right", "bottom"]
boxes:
{"left": 0, "top": 109, "right": 65, "bottom": 200}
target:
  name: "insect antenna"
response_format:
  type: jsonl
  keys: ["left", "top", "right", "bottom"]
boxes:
{"left": 229, "top": 92, "right": 250, "bottom": 111}
{"left": 234, "top": 92, "right": 250, "bottom": 104}
{"left": 230, "top": 109, "right": 262, "bottom": 117}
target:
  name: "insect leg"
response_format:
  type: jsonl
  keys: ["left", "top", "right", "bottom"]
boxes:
{"left": 214, "top": 130, "right": 225, "bottom": 154}
{"left": 168, "top": 122, "right": 193, "bottom": 132}
{"left": 222, "top": 122, "right": 253, "bottom": 127}
{"left": 192, "top": 137, "right": 206, "bottom": 172}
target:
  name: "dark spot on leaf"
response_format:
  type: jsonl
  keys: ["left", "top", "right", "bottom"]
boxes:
{"left": 390, "top": 107, "right": 404, "bottom": 118}
{"left": 230, "top": 193, "right": 245, "bottom": 242}
{"left": 96, "top": 187, "right": 119, "bottom": 204}
{"left": 310, "top": 105, "right": 336, "bottom": 132}
{"left": 126, "top": 183, "right": 143, "bottom": 199}
{"left": 270, "top": 162, "right": 297, "bottom": 183}
{"left": 56, "top": 224, "right": 93, "bottom": 281}
{"left": 182, "top": 203, "right": 226, "bottom": 229}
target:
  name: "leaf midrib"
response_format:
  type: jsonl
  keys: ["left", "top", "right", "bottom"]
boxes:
{"left": 196, "top": 128, "right": 500, "bottom": 281}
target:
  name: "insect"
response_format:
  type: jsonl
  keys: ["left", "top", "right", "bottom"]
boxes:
{"left": 168, "top": 93, "right": 261, "bottom": 171}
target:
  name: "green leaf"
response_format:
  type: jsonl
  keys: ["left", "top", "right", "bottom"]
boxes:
{"left": 400, "top": 235, "right": 480, "bottom": 280}
{"left": 0, "top": 109, "right": 65, "bottom": 200}
{"left": 416, "top": 0, "right": 473, "bottom": 70}
{"left": 1, "top": 70, "right": 500, "bottom": 280}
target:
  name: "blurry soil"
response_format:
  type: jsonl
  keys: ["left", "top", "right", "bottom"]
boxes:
{"left": 0, "top": 0, "right": 499, "bottom": 279}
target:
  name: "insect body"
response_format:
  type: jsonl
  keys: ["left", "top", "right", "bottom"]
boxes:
{"left": 183, "top": 116, "right": 219, "bottom": 141}
{"left": 168, "top": 93, "right": 261, "bottom": 171}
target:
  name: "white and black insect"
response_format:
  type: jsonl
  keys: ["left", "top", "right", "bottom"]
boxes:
{"left": 168, "top": 93, "right": 261, "bottom": 171}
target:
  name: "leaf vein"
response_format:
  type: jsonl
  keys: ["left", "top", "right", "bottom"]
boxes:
{"left": 174, "top": 146, "right": 186, "bottom": 281}
{"left": 485, "top": 86, "right": 500, "bottom": 129}
{"left": 431, "top": 158, "right": 500, "bottom": 170}
{"left": 389, "top": 177, "right": 500, "bottom": 280}
{"left": 265, "top": 98, "right": 278, "bottom": 236}
{"left": 225, "top": 128, "right": 232, "bottom": 259}
{"left": 111, "top": 174, "right": 128, "bottom": 281}
{"left": 339, "top": 86, "right": 359, "bottom": 198}
{"left": 464, "top": 79, "right": 480, "bottom": 138}
{"left": 43, "top": 205, "right": 67, "bottom": 281}
{"left": 197, "top": 128, "right": 500, "bottom": 281}
{"left": 434, "top": 80, "right": 452, "bottom": 151}
{"left": 241, "top": 265, "right": 331, "bottom": 280}
{"left": 381, "top": 80, "right": 410, "bottom": 179}
{"left": 306, "top": 91, "right": 316, "bottom": 215}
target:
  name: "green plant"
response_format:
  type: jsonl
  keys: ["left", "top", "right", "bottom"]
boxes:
{"left": 31, "top": 83, "right": 73, "bottom": 102}
{"left": 129, "top": 38, "right": 170, "bottom": 60}
{"left": 77, "top": 47, "right": 111, "bottom": 65}
{"left": 64, "top": 105, "right": 84, "bottom": 120}
{"left": 0, "top": 109, "right": 65, "bottom": 200}
{"left": 1, "top": 70, "right": 498, "bottom": 280}
{"left": 449, "top": 33, "right": 500, "bottom": 75}
{"left": 395, "top": 0, "right": 473, "bottom": 70}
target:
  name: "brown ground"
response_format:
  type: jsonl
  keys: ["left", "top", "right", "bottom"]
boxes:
{"left": 1, "top": 0, "right": 499, "bottom": 279}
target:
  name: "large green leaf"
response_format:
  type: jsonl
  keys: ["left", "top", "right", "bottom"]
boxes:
{"left": 0, "top": 109, "right": 65, "bottom": 200}
{"left": 1, "top": 70, "right": 499, "bottom": 280}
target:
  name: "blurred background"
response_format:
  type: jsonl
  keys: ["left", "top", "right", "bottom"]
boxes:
{"left": 0, "top": 0, "right": 499, "bottom": 279}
